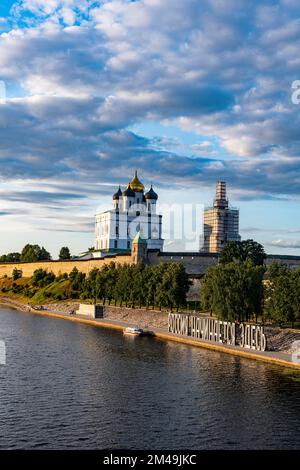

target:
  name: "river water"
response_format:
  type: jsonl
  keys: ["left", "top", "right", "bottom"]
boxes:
{"left": 0, "top": 306, "right": 300, "bottom": 450}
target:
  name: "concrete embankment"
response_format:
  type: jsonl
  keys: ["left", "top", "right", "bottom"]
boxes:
{"left": 1, "top": 297, "right": 300, "bottom": 371}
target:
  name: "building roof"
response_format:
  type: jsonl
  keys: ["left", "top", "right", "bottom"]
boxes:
{"left": 122, "top": 183, "right": 135, "bottom": 197}
{"left": 132, "top": 231, "right": 147, "bottom": 245}
{"left": 145, "top": 185, "right": 158, "bottom": 200}
{"left": 130, "top": 170, "right": 145, "bottom": 193}
{"left": 113, "top": 186, "right": 122, "bottom": 200}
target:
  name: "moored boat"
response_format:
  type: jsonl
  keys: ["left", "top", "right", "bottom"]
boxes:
{"left": 123, "top": 326, "right": 145, "bottom": 336}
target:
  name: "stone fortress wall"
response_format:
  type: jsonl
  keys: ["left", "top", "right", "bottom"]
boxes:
{"left": 0, "top": 254, "right": 131, "bottom": 278}
{"left": 147, "top": 251, "right": 219, "bottom": 276}
{"left": 0, "top": 250, "right": 299, "bottom": 280}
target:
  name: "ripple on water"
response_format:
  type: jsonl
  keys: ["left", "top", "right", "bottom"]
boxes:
{"left": 0, "top": 307, "right": 300, "bottom": 449}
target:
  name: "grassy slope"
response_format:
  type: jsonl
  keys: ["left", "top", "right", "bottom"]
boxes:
{"left": 0, "top": 277, "right": 77, "bottom": 304}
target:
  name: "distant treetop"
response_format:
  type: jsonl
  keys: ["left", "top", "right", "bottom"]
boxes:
{"left": 220, "top": 240, "right": 266, "bottom": 266}
{"left": 59, "top": 247, "right": 71, "bottom": 260}
{"left": 21, "top": 244, "right": 51, "bottom": 262}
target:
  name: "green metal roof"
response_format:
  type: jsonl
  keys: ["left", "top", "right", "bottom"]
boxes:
{"left": 132, "top": 231, "right": 147, "bottom": 245}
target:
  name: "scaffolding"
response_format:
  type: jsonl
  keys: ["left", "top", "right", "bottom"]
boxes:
{"left": 202, "top": 182, "right": 241, "bottom": 253}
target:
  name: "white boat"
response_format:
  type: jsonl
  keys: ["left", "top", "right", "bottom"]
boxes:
{"left": 123, "top": 326, "right": 145, "bottom": 336}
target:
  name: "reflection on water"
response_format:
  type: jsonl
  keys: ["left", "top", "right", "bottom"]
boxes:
{"left": 0, "top": 307, "right": 300, "bottom": 449}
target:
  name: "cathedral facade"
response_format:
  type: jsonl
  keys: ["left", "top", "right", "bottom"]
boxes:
{"left": 95, "top": 171, "right": 163, "bottom": 255}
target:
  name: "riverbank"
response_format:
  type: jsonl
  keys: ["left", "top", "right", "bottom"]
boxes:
{"left": 1, "top": 297, "right": 300, "bottom": 371}
{"left": 0, "top": 297, "right": 32, "bottom": 312}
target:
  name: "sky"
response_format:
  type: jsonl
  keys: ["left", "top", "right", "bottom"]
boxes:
{"left": 0, "top": 0, "right": 300, "bottom": 257}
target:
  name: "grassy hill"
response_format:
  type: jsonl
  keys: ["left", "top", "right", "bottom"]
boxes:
{"left": 0, "top": 276, "right": 79, "bottom": 304}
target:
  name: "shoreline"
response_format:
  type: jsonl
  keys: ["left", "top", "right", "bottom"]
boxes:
{"left": 0, "top": 297, "right": 32, "bottom": 312}
{"left": 1, "top": 297, "right": 300, "bottom": 372}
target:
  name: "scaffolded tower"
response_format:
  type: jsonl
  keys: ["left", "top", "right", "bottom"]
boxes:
{"left": 202, "top": 181, "right": 240, "bottom": 253}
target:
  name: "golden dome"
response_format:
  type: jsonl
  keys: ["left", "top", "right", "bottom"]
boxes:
{"left": 130, "top": 170, "right": 145, "bottom": 193}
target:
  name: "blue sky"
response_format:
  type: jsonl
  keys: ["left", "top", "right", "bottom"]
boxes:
{"left": 0, "top": 0, "right": 300, "bottom": 257}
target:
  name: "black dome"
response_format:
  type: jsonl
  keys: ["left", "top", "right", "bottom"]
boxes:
{"left": 113, "top": 186, "right": 122, "bottom": 200}
{"left": 122, "top": 183, "right": 135, "bottom": 198}
{"left": 145, "top": 185, "right": 158, "bottom": 200}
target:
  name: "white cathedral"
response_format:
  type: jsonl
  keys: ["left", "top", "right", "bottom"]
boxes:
{"left": 94, "top": 171, "right": 164, "bottom": 255}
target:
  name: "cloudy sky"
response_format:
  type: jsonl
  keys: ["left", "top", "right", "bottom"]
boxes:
{"left": 0, "top": 0, "right": 300, "bottom": 257}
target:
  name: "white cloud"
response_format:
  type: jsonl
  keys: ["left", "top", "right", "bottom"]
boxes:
{"left": 271, "top": 239, "right": 300, "bottom": 249}
{"left": 0, "top": 0, "right": 299, "bottom": 247}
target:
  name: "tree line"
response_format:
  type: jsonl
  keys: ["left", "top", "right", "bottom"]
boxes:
{"left": 264, "top": 263, "right": 300, "bottom": 326}
{"left": 9, "top": 262, "right": 191, "bottom": 311}
{"left": 3, "top": 238, "right": 299, "bottom": 325}
{"left": 201, "top": 240, "right": 300, "bottom": 326}
{"left": 80, "top": 262, "right": 190, "bottom": 310}
{"left": 0, "top": 245, "right": 71, "bottom": 262}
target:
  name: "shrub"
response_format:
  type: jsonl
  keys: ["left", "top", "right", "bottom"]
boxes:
{"left": 12, "top": 268, "right": 22, "bottom": 281}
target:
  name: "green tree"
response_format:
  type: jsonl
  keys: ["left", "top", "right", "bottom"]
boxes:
{"left": 21, "top": 244, "right": 51, "bottom": 262}
{"left": 31, "top": 269, "right": 55, "bottom": 287}
{"left": 265, "top": 263, "right": 299, "bottom": 326}
{"left": 130, "top": 262, "right": 147, "bottom": 308}
{"left": 143, "top": 265, "right": 158, "bottom": 309}
{"left": 171, "top": 263, "right": 191, "bottom": 310}
{"left": 102, "top": 262, "right": 118, "bottom": 305}
{"left": 292, "top": 267, "right": 300, "bottom": 325}
{"left": 200, "top": 268, "right": 215, "bottom": 314}
{"left": 152, "top": 263, "right": 170, "bottom": 310}
{"left": 69, "top": 267, "right": 79, "bottom": 284}
{"left": 84, "top": 268, "right": 102, "bottom": 304}
{"left": 160, "top": 263, "right": 190, "bottom": 311}
{"left": 83, "top": 265, "right": 117, "bottom": 305}
{"left": 69, "top": 267, "right": 85, "bottom": 291}
{"left": 220, "top": 239, "right": 266, "bottom": 266}
{"left": 201, "top": 260, "right": 265, "bottom": 322}
{"left": 59, "top": 247, "right": 71, "bottom": 260}
{"left": 0, "top": 252, "right": 21, "bottom": 262}
{"left": 12, "top": 268, "right": 22, "bottom": 280}
{"left": 114, "top": 264, "right": 132, "bottom": 307}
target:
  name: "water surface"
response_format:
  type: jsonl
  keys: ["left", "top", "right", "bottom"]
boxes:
{"left": 0, "top": 307, "right": 299, "bottom": 449}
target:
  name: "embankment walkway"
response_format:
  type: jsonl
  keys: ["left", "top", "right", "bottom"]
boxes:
{"left": 1, "top": 298, "right": 300, "bottom": 372}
